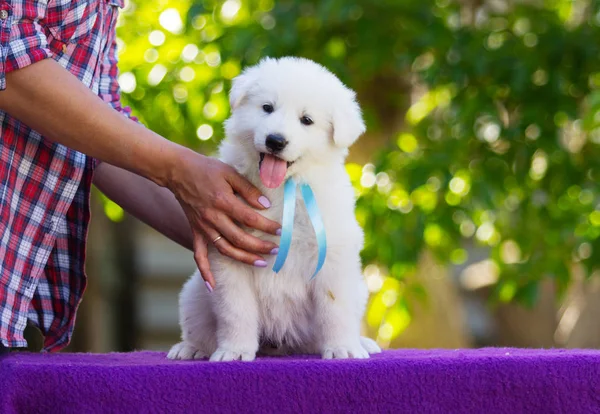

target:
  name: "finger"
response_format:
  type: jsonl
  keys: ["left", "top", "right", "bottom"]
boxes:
{"left": 192, "top": 233, "right": 215, "bottom": 291}
{"left": 197, "top": 220, "right": 272, "bottom": 270}
{"left": 202, "top": 220, "right": 270, "bottom": 266}
{"left": 212, "top": 235, "right": 270, "bottom": 268}
{"left": 209, "top": 212, "right": 278, "bottom": 255}
{"left": 212, "top": 192, "right": 281, "bottom": 236}
{"left": 228, "top": 197, "right": 282, "bottom": 235}
{"left": 226, "top": 168, "right": 272, "bottom": 210}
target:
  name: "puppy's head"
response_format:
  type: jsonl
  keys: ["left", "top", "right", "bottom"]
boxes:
{"left": 224, "top": 57, "right": 365, "bottom": 189}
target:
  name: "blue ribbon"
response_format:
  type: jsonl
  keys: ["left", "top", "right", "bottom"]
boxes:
{"left": 272, "top": 179, "right": 297, "bottom": 274}
{"left": 300, "top": 183, "right": 327, "bottom": 279}
{"left": 272, "top": 178, "right": 327, "bottom": 279}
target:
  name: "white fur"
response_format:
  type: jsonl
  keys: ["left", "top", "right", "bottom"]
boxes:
{"left": 168, "top": 57, "right": 381, "bottom": 361}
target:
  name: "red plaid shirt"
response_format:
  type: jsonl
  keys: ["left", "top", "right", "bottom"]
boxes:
{"left": 0, "top": 0, "right": 137, "bottom": 351}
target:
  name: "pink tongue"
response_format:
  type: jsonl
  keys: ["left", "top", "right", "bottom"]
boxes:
{"left": 260, "top": 154, "right": 288, "bottom": 188}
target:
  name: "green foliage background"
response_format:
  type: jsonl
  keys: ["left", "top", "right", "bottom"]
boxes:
{"left": 114, "top": 0, "right": 600, "bottom": 343}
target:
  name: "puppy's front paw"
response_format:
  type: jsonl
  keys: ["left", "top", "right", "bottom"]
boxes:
{"left": 322, "top": 343, "right": 369, "bottom": 359}
{"left": 209, "top": 347, "right": 256, "bottom": 362}
{"left": 167, "top": 341, "right": 208, "bottom": 360}
{"left": 360, "top": 336, "right": 382, "bottom": 354}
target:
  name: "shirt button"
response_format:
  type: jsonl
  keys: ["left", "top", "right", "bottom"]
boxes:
{"left": 0, "top": 10, "right": 8, "bottom": 20}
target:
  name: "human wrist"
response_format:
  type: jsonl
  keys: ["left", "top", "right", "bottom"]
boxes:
{"left": 151, "top": 141, "right": 201, "bottom": 193}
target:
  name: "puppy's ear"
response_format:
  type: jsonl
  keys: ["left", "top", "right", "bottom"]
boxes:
{"left": 229, "top": 67, "right": 258, "bottom": 110}
{"left": 331, "top": 89, "right": 366, "bottom": 148}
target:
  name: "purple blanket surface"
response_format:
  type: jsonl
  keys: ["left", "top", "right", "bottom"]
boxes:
{"left": 1, "top": 348, "right": 599, "bottom": 414}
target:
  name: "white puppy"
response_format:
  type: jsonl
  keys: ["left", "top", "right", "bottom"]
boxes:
{"left": 168, "top": 56, "right": 381, "bottom": 361}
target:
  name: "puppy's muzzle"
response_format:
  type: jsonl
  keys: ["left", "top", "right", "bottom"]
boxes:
{"left": 265, "top": 133, "right": 288, "bottom": 153}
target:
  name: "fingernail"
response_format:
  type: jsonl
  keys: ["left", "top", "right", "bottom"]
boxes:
{"left": 270, "top": 248, "right": 279, "bottom": 255}
{"left": 254, "top": 260, "right": 268, "bottom": 268}
{"left": 276, "top": 228, "right": 282, "bottom": 236}
{"left": 205, "top": 281, "right": 213, "bottom": 293}
{"left": 258, "top": 196, "right": 271, "bottom": 208}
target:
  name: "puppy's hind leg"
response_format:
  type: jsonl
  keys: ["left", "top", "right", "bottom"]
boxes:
{"left": 168, "top": 272, "right": 217, "bottom": 360}
{"left": 360, "top": 336, "right": 382, "bottom": 354}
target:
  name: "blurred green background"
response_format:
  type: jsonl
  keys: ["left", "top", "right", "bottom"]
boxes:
{"left": 66, "top": 0, "right": 600, "bottom": 352}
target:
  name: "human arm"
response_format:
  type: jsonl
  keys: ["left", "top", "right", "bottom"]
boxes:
{"left": 93, "top": 162, "right": 194, "bottom": 251}
{"left": 0, "top": 59, "right": 280, "bottom": 288}
{"left": 92, "top": 36, "right": 193, "bottom": 251}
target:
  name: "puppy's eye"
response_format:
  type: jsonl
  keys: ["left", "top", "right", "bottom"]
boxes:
{"left": 300, "top": 115, "right": 313, "bottom": 126}
{"left": 263, "top": 104, "right": 274, "bottom": 114}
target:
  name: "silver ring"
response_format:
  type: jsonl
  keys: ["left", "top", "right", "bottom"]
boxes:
{"left": 212, "top": 235, "right": 223, "bottom": 244}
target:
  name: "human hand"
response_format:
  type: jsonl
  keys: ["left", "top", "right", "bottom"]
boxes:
{"left": 0, "top": 60, "right": 281, "bottom": 290}
{"left": 167, "top": 149, "right": 281, "bottom": 289}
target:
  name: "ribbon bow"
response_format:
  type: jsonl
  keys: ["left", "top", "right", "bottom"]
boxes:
{"left": 272, "top": 179, "right": 327, "bottom": 279}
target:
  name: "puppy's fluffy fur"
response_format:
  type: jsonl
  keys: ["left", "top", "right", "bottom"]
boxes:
{"left": 168, "top": 57, "right": 381, "bottom": 361}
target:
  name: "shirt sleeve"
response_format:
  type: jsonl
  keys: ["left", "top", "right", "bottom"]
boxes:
{"left": 0, "top": 1, "right": 51, "bottom": 91}
{"left": 98, "top": 36, "right": 139, "bottom": 123}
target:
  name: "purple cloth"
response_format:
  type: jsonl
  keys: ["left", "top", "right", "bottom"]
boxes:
{"left": 1, "top": 348, "right": 599, "bottom": 413}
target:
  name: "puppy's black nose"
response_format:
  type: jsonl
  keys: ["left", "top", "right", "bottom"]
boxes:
{"left": 265, "top": 134, "right": 287, "bottom": 153}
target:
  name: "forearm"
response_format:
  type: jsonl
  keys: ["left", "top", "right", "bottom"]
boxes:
{"left": 0, "top": 57, "right": 282, "bottom": 281}
{"left": 94, "top": 162, "right": 193, "bottom": 251}
{"left": 0, "top": 59, "right": 185, "bottom": 187}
